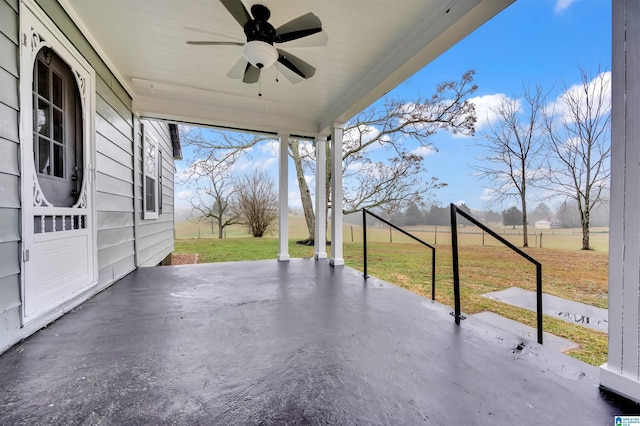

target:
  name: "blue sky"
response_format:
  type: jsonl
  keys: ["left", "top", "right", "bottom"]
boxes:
{"left": 400, "top": 0, "right": 611, "bottom": 211}
{"left": 176, "top": 0, "right": 611, "bottom": 212}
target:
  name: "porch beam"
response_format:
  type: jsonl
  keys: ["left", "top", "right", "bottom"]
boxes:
{"left": 314, "top": 135, "right": 328, "bottom": 259}
{"left": 277, "top": 130, "right": 290, "bottom": 261}
{"left": 330, "top": 123, "right": 344, "bottom": 266}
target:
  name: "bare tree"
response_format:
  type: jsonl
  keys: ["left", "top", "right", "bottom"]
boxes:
{"left": 543, "top": 67, "right": 611, "bottom": 250}
{"left": 180, "top": 70, "right": 477, "bottom": 243}
{"left": 185, "top": 159, "right": 239, "bottom": 239}
{"left": 292, "top": 70, "right": 477, "bottom": 242}
{"left": 235, "top": 170, "right": 278, "bottom": 238}
{"left": 342, "top": 153, "right": 445, "bottom": 213}
{"left": 473, "top": 86, "right": 548, "bottom": 247}
{"left": 289, "top": 140, "right": 315, "bottom": 243}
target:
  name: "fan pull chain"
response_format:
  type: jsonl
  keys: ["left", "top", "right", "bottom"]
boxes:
{"left": 259, "top": 75, "right": 262, "bottom": 97}
{"left": 276, "top": 63, "right": 279, "bottom": 83}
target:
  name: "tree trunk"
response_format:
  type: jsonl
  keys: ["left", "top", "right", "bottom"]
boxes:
{"left": 521, "top": 197, "right": 529, "bottom": 248}
{"left": 581, "top": 207, "right": 591, "bottom": 250}
{"left": 218, "top": 216, "right": 223, "bottom": 239}
{"left": 289, "top": 141, "right": 315, "bottom": 242}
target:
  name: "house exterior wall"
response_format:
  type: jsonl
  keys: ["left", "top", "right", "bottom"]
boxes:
{"left": 0, "top": 0, "right": 22, "bottom": 342}
{"left": 0, "top": 0, "right": 176, "bottom": 353}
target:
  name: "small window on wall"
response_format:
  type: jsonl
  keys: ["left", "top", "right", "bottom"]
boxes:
{"left": 142, "top": 125, "right": 161, "bottom": 219}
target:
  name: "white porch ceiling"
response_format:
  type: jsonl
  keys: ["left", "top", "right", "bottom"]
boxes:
{"left": 61, "top": 0, "right": 514, "bottom": 137}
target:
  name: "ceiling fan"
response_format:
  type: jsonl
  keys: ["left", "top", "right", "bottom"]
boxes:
{"left": 187, "top": 0, "right": 326, "bottom": 87}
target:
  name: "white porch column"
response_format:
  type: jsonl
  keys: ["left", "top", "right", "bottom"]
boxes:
{"left": 277, "top": 130, "right": 290, "bottom": 261}
{"left": 600, "top": 0, "right": 640, "bottom": 403}
{"left": 330, "top": 123, "right": 344, "bottom": 266}
{"left": 314, "top": 136, "right": 328, "bottom": 259}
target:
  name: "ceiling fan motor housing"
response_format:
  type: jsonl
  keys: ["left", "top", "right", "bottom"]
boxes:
{"left": 242, "top": 4, "right": 278, "bottom": 68}
{"left": 244, "top": 5, "right": 278, "bottom": 44}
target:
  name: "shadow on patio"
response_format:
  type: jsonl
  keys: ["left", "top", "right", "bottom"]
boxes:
{"left": 0, "top": 258, "right": 634, "bottom": 424}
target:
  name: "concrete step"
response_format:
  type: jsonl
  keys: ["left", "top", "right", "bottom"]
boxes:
{"left": 482, "top": 287, "right": 608, "bottom": 333}
{"left": 472, "top": 311, "right": 579, "bottom": 353}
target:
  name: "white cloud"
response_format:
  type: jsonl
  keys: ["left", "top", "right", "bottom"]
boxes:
{"left": 468, "top": 93, "right": 519, "bottom": 134}
{"left": 343, "top": 124, "right": 388, "bottom": 153}
{"left": 546, "top": 71, "right": 611, "bottom": 124}
{"left": 480, "top": 188, "right": 495, "bottom": 201}
{"left": 554, "top": 0, "right": 578, "bottom": 14}
{"left": 344, "top": 161, "right": 364, "bottom": 175}
{"left": 411, "top": 146, "right": 436, "bottom": 157}
{"left": 298, "top": 141, "right": 314, "bottom": 157}
{"left": 288, "top": 190, "right": 302, "bottom": 209}
{"left": 259, "top": 139, "right": 280, "bottom": 156}
{"left": 257, "top": 156, "right": 277, "bottom": 171}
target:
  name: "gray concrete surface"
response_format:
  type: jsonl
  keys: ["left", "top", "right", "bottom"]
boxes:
{"left": 0, "top": 259, "right": 634, "bottom": 424}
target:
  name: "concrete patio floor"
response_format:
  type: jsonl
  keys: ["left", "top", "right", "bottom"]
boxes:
{"left": 0, "top": 258, "right": 636, "bottom": 424}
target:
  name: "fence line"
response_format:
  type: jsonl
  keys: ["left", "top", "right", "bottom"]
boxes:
{"left": 346, "top": 223, "right": 609, "bottom": 251}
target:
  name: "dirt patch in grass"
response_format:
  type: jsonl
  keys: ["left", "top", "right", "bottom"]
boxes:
{"left": 170, "top": 253, "right": 199, "bottom": 265}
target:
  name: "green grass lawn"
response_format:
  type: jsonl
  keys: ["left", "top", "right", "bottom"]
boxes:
{"left": 173, "top": 232, "right": 608, "bottom": 367}
{"left": 176, "top": 215, "right": 609, "bottom": 252}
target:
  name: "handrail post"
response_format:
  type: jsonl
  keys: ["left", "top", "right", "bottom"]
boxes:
{"left": 431, "top": 249, "right": 436, "bottom": 301}
{"left": 450, "top": 204, "right": 462, "bottom": 324}
{"left": 450, "top": 203, "right": 543, "bottom": 344}
{"left": 363, "top": 208, "right": 368, "bottom": 279}
{"left": 536, "top": 263, "right": 543, "bottom": 344}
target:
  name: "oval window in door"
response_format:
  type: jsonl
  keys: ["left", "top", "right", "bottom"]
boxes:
{"left": 32, "top": 47, "right": 84, "bottom": 208}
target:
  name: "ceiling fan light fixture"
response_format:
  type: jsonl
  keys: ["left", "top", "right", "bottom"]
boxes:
{"left": 243, "top": 40, "right": 278, "bottom": 69}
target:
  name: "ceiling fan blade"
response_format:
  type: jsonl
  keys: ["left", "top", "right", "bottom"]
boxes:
{"left": 276, "top": 13, "right": 322, "bottom": 43}
{"left": 220, "top": 0, "right": 251, "bottom": 27}
{"left": 282, "top": 31, "right": 328, "bottom": 48}
{"left": 278, "top": 63, "right": 304, "bottom": 84}
{"left": 277, "top": 49, "right": 316, "bottom": 82}
{"left": 243, "top": 62, "right": 260, "bottom": 84}
{"left": 186, "top": 41, "right": 244, "bottom": 46}
{"left": 278, "top": 27, "right": 323, "bottom": 43}
{"left": 227, "top": 57, "right": 248, "bottom": 79}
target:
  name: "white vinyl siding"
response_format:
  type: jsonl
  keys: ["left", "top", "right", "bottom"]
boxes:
{"left": 0, "top": 0, "right": 21, "bottom": 347}
{"left": 94, "top": 90, "right": 135, "bottom": 288}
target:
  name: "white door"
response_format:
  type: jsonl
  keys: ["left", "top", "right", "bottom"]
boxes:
{"left": 20, "top": 2, "right": 97, "bottom": 323}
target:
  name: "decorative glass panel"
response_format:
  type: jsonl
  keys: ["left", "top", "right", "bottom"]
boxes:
{"left": 37, "top": 59, "right": 49, "bottom": 98}
{"left": 53, "top": 144, "right": 64, "bottom": 178}
{"left": 52, "top": 72, "right": 63, "bottom": 108}
{"left": 32, "top": 47, "right": 84, "bottom": 206}
{"left": 145, "top": 142, "right": 156, "bottom": 176}
{"left": 53, "top": 109, "right": 63, "bottom": 142}
{"left": 145, "top": 176, "right": 155, "bottom": 212}
{"left": 38, "top": 137, "right": 50, "bottom": 174}
{"left": 37, "top": 98, "right": 50, "bottom": 136}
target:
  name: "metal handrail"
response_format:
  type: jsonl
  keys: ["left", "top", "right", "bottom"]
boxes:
{"left": 362, "top": 208, "right": 437, "bottom": 301}
{"left": 450, "top": 203, "right": 543, "bottom": 344}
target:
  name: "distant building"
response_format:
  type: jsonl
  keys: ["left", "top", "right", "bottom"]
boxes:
{"left": 534, "top": 219, "right": 561, "bottom": 229}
